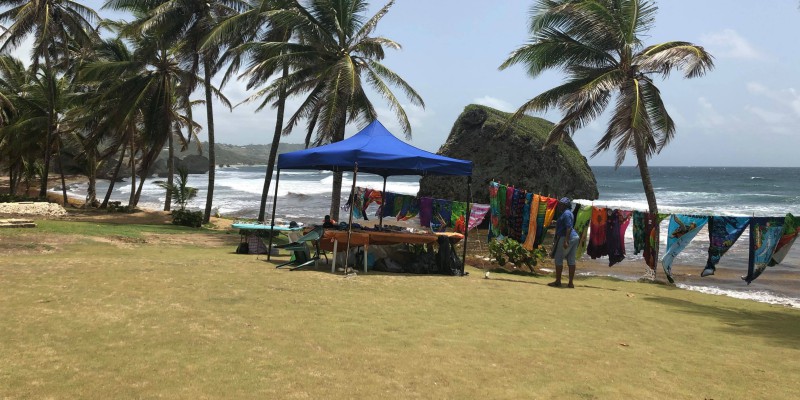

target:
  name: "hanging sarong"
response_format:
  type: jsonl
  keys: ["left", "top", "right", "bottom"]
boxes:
{"left": 743, "top": 217, "right": 784, "bottom": 284}
{"left": 393, "top": 194, "right": 404, "bottom": 219}
{"left": 418, "top": 197, "right": 434, "bottom": 227}
{"left": 574, "top": 205, "right": 593, "bottom": 258}
{"left": 769, "top": 213, "right": 800, "bottom": 266}
{"left": 522, "top": 194, "right": 541, "bottom": 250}
{"left": 535, "top": 197, "right": 559, "bottom": 247}
{"left": 702, "top": 216, "right": 750, "bottom": 277}
{"left": 520, "top": 193, "right": 533, "bottom": 243}
{"left": 362, "top": 188, "right": 382, "bottom": 219}
{"left": 488, "top": 182, "right": 502, "bottom": 240}
{"left": 632, "top": 211, "right": 646, "bottom": 255}
{"left": 607, "top": 210, "right": 632, "bottom": 266}
{"left": 451, "top": 201, "right": 467, "bottom": 233}
{"left": 587, "top": 207, "right": 608, "bottom": 259}
{"left": 643, "top": 213, "right": 668, "bottom": 272}
{"left": 497, "top": 184, "right": 508, "bottom": 236}
{"left": 381, "top": 192, "right": 396, "bottom": 218}
{"left": 661, "top": 215, "right": 708, "bottom": 283}
{"left": 468, "top": 204, "right": 490, "bottom": 231}
{"left": 508, "top": 189, "right": 526, "bottom": 241}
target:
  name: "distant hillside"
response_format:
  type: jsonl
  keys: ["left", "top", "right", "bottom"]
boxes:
{"left": 160, "top": 142, "right": 306, "bottom": 166}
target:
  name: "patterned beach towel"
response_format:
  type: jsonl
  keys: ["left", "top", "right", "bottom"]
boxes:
{"left": 607, "top": 210, "right": 632, "bottom": 267}
{"left": 744, "top": 217, "right": 784, "bottom": 284}
{"left": 451, "top": 201, "right": 467, "bottom": 233}
{"left": 508, "top": 189, "right": 526, "bottom": 241}
{"left": 632, "top": 211, "right": 646, "bottom": 255}
{"left": 769, "top": 213, "right": 800, "bottom": 266}
{"left": 381, "top": 192, "right": 396, "bottom": 218}
{"left": 662, "top": 214, "right": 708, "bottom": 283}
{"left": 432, "top": 199, "right": 452, "bottom": 231}
{"left": 536, "top": 197, "right": 558, "bottom": 247}
{"left": 702, "top": 216, "right": 750, "bottom": 277}
{"left": 643, "top": 213, "right": 668, "bottom": 272}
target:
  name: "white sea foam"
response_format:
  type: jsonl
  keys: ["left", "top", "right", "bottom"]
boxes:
{"left": 676, "top": 283, "right": 800, "bottom": 308}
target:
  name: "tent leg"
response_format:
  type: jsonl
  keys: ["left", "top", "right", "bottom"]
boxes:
{"left": 379, "top": 176, "right": 387, "bottom": 228}
{"left": 267, "top": 169, "right": 281, "bottom": 261}
{"left": 460, "top": 176, "right": 472, "bottom": 276}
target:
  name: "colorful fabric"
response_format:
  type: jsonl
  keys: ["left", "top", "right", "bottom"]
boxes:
{"left": 769, "top": 213, "right": 800, "bottom": 266}
{"left": 393, "top": 194, "right": 404, "bottom": 219}
{"left": 468, "top": 203, "right": 490, "bottom": 231}
{"left": 362, "top": 188, "right": 382, "bottom": 219}
{"left": 522, "top": 194, "right": 541, "bottom": 250}
{"left": 536, "top": 197, "right": 558, "bottom": 246}
{"left": 488, "top": 182, "right": 502, "bottom": 240}
{"left": 418, "top": 197, "right": 434, "bottom": 227}
{"left": 587, "top": 207, "right": 608, "bottom": 259}
{"left": 702, "top": 216, "right": 750, "bottom": 277}
{"left": 508, "top": 189, "right": 526, "bottom": 241}
{"left": 632, "top": 211, "right": 646, "bottom": 255}
{"left": 643, "top": 213, "right": 668, "bottom": 272}
{"left": 396, "top": 195, "right": 419, "bottom": 221}
{"left": 520, "top": 193, "right": 533, "bottom": 243}
{"left": 432, "top": 199, "right": 452, "bottom": 231}
{"left": 744, "top": 217, "right": 784, "bottom": 284}
{"left": 607, "top": 209, "right": 632, "bottom": 267}
{"left": 451, "top": 201, "right": 467, "bottom": 233}
{"left": 381, "top": 192, "right": 396, "bottom": 218}
{"left": 662, "top": 215, "right": 708, "bottom": 283}
{"left": 497, "top": 184, "right": 507, "bottom": 236}
{"left": 574, "top": 205, "right": 593, "bottom": 259}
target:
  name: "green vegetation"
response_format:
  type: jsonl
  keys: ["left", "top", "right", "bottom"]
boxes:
{"left": 488, "top": 237, "right": 546, "bottom": 273}
{"left": 1, "top": 220, "right": 799, "bottom": 398}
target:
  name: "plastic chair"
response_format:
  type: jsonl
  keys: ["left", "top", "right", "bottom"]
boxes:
{"left": 274, "top": 226, "right": 328, "bottom": 270}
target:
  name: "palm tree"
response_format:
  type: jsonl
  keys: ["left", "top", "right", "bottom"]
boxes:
{"left": 500, "top": 0, "right": 713, "bottom": 215}
{"left": 0, "top": 0, "right": 100, "bottom": 198}
{"left": 105, "top": 0, "right": 241, "bottom": 222}
{"left": 240, "top": 0, "right": 424, "bottom": 220}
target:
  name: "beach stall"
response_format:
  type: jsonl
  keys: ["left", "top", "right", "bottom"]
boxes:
{"left": 267, "top": 119, "right": 474, "bottom": 274}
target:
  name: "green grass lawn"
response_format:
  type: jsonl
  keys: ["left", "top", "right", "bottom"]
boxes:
{"left": 1, "top": 220, "right": 799, "bottom": 399}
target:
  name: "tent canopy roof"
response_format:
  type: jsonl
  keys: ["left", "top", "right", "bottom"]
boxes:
{"left": 277, "top": 120, "right": 472, "bottom": 177}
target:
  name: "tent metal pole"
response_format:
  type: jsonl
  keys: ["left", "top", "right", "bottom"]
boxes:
{"left": 345, "top": 164, "right": 358, "bottom": 274}
{"left": 379, "top": 176, "right": 387, "bottom": 228}
{"left": 460, "top": 175, "right": 472, "bottom": 276}
{"left": 267, "top": 169, "right": 281, "bottom": 261}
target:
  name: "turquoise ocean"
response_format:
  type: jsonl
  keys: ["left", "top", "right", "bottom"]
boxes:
{"left": 70, "top": 166, "right": 800, "bottom": 307}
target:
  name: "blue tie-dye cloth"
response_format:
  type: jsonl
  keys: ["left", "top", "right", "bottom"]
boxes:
{"left": 662, "top": 215, "right": 708, "bottom": 283}
{"left": 702, "top": 216, "right": 750, "bottom": 277}
{"left": 520, "top": 193, "right": 533, "bottom": 243}
{"left": 743, "top": 217, "right": 784, "bottom": 284}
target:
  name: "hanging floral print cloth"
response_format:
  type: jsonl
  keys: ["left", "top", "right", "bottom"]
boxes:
{"left": 643, "top": 213, "right": 668, "bottom": 272}
{"left": 587, "top": 207, "right": 608, "bottom": 259}
{"left": 451, "top": 201, "right": 467, "bottom": 233}
{"left": 743, "top": 217, "right": 784, "bottom": 284}
{"left": 632, "top": 211, "right": 646, "bottom": 255}
{"left": 702, "top": 216, "right": 750, "bottom": 277}
{"left": 432, "top": 199, "right": 452, "bottom": 231}
{"left": 574, "top": 205, "right": 593, "bottom": 258}
{"left": 488, "top": 182, "right": 501, "bottom": 240}
{"left": 607, "top": 210, "right": 632, "bottom": 266}
{"left": 520, "top": 193, "right": 533, "bottom": 243}
{"left": 522, "top": 194, "right": 541, "bottom": 250}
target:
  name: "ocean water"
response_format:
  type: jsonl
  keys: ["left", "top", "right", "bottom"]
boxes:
{"left": 69, "top": 165, "right": 800, "bottom": 307}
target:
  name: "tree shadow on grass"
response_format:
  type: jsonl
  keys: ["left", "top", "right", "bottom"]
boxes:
{"left": 642, "top": 296, "right": 800, "bottom": 349}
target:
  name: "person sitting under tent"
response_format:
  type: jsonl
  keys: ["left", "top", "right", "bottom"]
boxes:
{"left": 323, "top": 215, "right": 337, "bottom": 228}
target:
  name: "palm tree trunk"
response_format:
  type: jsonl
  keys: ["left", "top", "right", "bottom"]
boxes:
{"left": 134, "top": 170, "right": 145, "bottom": 207}
{"left": 633, "top": 133, "right": 658, "bottom": 215}
{"left": 39, "top": 55, "right": 54, "bottom": 199}
{"left": 164, "top": 130, "right": 174, "bottom": 211}
{"left": 101, "top": 143, "right": 126, "bottom": 209}
{"left": 258, "top": 63, "right": 289, "bottom": 222}
{"left": 56, "top": 141, "right": 68, "bottom": 206}
{"left": 202, "top": 57, "right": 216, "bottom": 223}
{"left": 129, "top": 138, "right": 136, "bottom": 207}
{"left": 329, "top": 121, "right": 347, "bottom": 221}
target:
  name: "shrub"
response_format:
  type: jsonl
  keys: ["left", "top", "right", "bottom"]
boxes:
{"left": 488, "top": 238, "right": 546, "bottom": 273}
{"left": 172, "top": 209, "right": 203, "bottom": 228}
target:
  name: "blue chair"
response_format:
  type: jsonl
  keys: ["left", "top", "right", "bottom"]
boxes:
{"left": 274, "top": 226, "right": 327, "bottom": 270}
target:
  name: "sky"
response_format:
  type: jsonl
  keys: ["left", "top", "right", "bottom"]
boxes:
{"left": 13, "top": 0, "right": 800, "bottom": 167}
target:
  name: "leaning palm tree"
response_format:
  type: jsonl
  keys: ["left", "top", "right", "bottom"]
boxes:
{"left": 500, "top": 0, "right": 713, "bottom": 215}
{"left": 0, "top": 0, "right": 100, "bottom": 198}
{"left": 241, "top": 0, "right": 424, "bottom": 220}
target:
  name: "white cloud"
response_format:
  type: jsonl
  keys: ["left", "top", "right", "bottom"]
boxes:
{"left": 696, "top": 97, "right": 726, "bottom": 127}
{"left": 700, "top": 29, "right": 762, "bottom": 60}
{"left": 472, "top": 96, "right": 514, "bottom": 112}
{"left": 741, "top": 82, "right": 800, "bottom": 136}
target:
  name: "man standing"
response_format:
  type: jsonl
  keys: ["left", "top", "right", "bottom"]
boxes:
{"left": 548, "top": 198, "right": 579, "bottom": 288}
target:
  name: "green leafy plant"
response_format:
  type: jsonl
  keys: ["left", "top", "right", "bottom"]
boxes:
{"left": 155, "top": 166, "right": 198, "bottom": 211}
{"left": 171, "top": 209, "right": 203, "bottom": 228}
{"left": 488, "top": 238, "right": 546, "bottom": 273}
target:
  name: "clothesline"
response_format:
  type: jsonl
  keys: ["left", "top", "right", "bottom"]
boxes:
{"left": 488, "top": 181, "right": 800, "bottom": 285}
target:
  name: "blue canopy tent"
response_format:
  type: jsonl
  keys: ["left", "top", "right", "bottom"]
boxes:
{"left": 267, "top": 120, "right": 474, "bottom": 274}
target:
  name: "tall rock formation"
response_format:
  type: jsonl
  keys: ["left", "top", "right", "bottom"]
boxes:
{"left": 419, "top": 104, "right": 599, "bottom": 204}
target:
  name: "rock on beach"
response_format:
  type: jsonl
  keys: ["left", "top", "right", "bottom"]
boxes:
{"left": 0, "top": 202, "right": 68, "bottom": 218}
